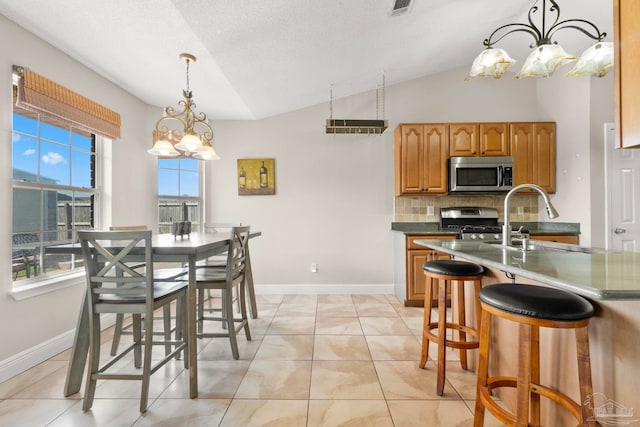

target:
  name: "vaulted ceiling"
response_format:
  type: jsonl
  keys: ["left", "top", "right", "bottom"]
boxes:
{"left": 0, "top": 0, "right": 611, "bottom": 120}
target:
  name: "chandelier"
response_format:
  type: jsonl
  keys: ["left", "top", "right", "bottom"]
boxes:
{"left": 467, "top": 0, "right": 613, "bottom": 80}
{"left": 148, "top": 53, "right": 219, "bottom": 160}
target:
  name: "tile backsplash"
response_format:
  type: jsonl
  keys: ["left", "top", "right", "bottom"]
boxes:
{"left": 394, "top": 194, "right": 539, "bottom": 223}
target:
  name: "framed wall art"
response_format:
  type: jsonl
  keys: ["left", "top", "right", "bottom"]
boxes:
{"left": 237, "top": 158, "right": 276, "bottom": 195}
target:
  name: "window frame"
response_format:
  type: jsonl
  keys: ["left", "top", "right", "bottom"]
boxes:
{"left": 157, "top": 157, "right": 203, "bottom": 234}
{"left": 10, "top": 106, "right": 102, "bottom": 293}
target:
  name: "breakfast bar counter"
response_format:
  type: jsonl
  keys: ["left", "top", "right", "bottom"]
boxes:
{"left": 414, "top": 239, "right": 640, "bottom": 300}
{"left": 415, "top": 238, "right": 640, "bottom": 425}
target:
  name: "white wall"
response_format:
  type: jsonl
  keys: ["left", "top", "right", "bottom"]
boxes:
{"left": 206, "top": 67, "right": 541, "bottom": 286}
{"left": 0, "top": 15, "right": 158, "bottom": 362}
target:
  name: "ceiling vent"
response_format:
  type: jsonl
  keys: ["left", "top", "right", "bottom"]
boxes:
{"left": 391, "top": 0, "right": 412, "bottom": 16}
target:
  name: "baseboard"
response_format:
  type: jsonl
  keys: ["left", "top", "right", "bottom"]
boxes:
{"left": 254, "top": 284, "right": 394, "bottom": 295}
{"left": 0, "top": 313, "right": 116, "bottom": 384}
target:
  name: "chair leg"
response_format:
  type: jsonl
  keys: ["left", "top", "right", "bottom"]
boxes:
{"left": 576, "top": 327, "right": 596, "bottom": 426}
{"left": 239, "top": 277, "right": 251, "bottom": 340}
{"left": 111, "top": 313, "right": 124, "bottom": 356}
{"left": 139, "top": 310, "right": 154, "bottom": 413}
{"left": 419, "top": 276, "right": 434, "bottom": 369}
{"left": 132, "top": 314, "right": 142, "bottom": 369}
{"left": 197, "top": 288, "right": 205, "bottom": 334}
{"left": 163, "top": 305, "right": 171, "bottom": 356}
{"left": 436, "top": 279, "right": 447, "bottom": 396}
{"left": 181, "top": 296, "right": 189, "bottom": 369}
{"left": 474, "top": 308, "right": 491, "bottom": 427}
{"left": 515, "top": 323, "right": 532, "bottom": 427}
{"left": 82, "top": 313, "right": 101, "bottom": 412}
{"left": 224, "top": 288, "right": 240, "bottom": 360}
{"left": 457, "top": 280, "right": 468, "bottom": 370}
{"left": 530, "top": 325, "right": 541, "bottom": 425}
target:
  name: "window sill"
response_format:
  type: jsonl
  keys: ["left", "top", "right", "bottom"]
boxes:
{"left": 9, "top": 271, "right": 85, "bottom": 301}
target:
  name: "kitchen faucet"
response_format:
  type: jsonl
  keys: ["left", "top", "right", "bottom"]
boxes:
{"left": 502, "top": 184, "right": 559, "bottom": 246}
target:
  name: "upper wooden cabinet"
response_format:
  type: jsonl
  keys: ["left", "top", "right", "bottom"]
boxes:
{"left": 395, "top": 124, "right": 449, "bottom": 195}
{"left": 449, "top": 123, "right": 509, "bottom": 157}
{"left": 509, "top": 122, "right": 556, "bottom": 193}
{"left": 614, "top": 0, "right": 640, "bottom": 148}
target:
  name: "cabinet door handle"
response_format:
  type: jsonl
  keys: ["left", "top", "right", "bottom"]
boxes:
{"left": 614, "top": 228, "right": 626, "bottom": 234}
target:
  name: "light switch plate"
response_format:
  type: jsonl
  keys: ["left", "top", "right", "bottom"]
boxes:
{"left": 427, "top": 205, "right": 435, "bottom": 216}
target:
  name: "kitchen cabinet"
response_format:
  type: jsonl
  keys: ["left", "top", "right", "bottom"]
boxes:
{"left": 530, "top": 234, "right": 579, "bottom": 244}
{"left": 449, "top": 123, "right": 509, "bottom": 157}
{"left": 509, "top": 122, "right": 556, "bottom": 193}
{"left": 614, "top": 0, "right": 640, "bottom": 148}
{"left": 405, "top": 234, "right": 456, "bottom": 307}
{"left": 394, "top": 124, "right": 449, "bottom": 195}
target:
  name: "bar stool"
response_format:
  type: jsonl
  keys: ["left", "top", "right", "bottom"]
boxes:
{"left": 474, "top": 284, "right": 595, "bottom": 427}
{"left": 419, "top": 259, "right": 484, "bottom": 396}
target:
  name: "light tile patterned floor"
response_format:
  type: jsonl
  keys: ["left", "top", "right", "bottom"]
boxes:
{"left": 0, "top": 294, "right": 505, "bottom": 426}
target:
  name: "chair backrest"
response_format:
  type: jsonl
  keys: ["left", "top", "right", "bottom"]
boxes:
{"left": 225, "top": 226, "right": 250, "bottom": 285}
{"left": 78, "top": 230, "right": 154, "bottom": 312}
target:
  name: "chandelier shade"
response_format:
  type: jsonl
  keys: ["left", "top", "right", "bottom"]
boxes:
{"left": 148, "top": 53, "right": 219, "bottom": 160}
{"left": 466, "top": 48, "right": 517, "bottom": 80}
{"left": 567, "top": 42, "right": 614, "bottom": 77}
{"left": 515, "top": 44, "right": 577, "bottom": 79}
{"left": 467, "top": 0, "right": 610, "bottom": 80}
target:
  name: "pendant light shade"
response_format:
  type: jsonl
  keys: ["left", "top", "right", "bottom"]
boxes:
{"left": 466, "top": 48, "right": 516, "bottom": 80}
{"left": 515, "top": 44, "right": 577, "bottom": 79}
{"left": 567, "top": 42, "right": 614, "bottom": 77}
{"left": 468, "top": 0, "right": 610, "bottom": 80}
{"left": 148, "top": 133, "right": 180, "bottom": 157}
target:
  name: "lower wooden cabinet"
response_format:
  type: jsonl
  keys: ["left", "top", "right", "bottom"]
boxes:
{"left": 405, "top": 234, "right": 456, "bottom": 307}
{"left": 530, "top": 234, "right": 579, "bottom": 244}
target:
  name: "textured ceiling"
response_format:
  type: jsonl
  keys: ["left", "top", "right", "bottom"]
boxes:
{"left": 0, "top": 0, "right": 611, "bottom": 120}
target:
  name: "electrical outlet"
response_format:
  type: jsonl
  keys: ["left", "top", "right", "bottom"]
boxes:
{"left": 517, "top": 206, "right": 524, "bottom": 215}
{"left": 427, "top": 205, "right": 435, "bottom": 216}
{"left": 310, "top": 263, "right": 318, "bottom": 273}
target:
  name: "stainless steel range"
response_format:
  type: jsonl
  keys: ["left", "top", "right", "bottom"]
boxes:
{"left": 440, "top": 207, "right": 525, "bottom": 242}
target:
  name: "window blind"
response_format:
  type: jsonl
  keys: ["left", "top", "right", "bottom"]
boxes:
{"left": 13, "top": 65, "right": 121, "bottom": 139}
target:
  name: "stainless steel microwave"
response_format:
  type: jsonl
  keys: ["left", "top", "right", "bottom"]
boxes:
{"left": 449, "top": 156, "right": 513, "bottom": 192}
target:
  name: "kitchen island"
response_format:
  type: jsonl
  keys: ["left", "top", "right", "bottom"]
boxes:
{"left": 416, "top": 239, "right": 640, "bottom": 426}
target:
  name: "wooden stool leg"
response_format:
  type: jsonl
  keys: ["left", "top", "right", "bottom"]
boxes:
{"left": 530, "top": 325, "right": 541, "bottom": 425}
{"left": 576, "top": 327, "right": 596, "bottom": 427}
{"left": 474, "top": 308, "right": 491, "bottom": 427}
{"left": 457, "top": 280, "right": 468, "bottom": 370}
{"left": 436, "top": 278, "right": 447, "bottom": 396}
{"left": 419, "top": 275, "right": 434, "bottom": 369}
{"left": 516, "top": 323, "right": 532, "bottom": 427}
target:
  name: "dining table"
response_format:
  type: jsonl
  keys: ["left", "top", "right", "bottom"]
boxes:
{"left": 47, "top": 230, "right": 261, "bottom": 399}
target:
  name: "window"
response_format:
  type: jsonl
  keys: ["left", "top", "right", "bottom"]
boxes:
{"left": 12, "top": 103, "right": 98, "bottom": 282}
{"left": 158, "top": 158, "right": 200, "bottom": 233}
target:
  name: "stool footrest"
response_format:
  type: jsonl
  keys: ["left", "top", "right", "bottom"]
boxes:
{"left": 481, "top": 375, "right": 582, "bottom": 423}
{"left": 424, "top": 322, "right": 479, "bottom": 350}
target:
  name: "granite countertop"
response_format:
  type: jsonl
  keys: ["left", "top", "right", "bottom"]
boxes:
{"left": 391, "top": 222, "right": 580, "bottom": 235}
{"left": 414, "top": 239, "right": 640, "bottom": 300}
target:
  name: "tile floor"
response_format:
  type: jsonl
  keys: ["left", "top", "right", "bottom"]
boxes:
{"left": 0, "top": 294, "right": 505, "bottom": 426}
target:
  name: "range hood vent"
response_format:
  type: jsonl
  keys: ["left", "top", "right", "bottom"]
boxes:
{"left": 325, "top": 119, "right": 388, "bottom": 135}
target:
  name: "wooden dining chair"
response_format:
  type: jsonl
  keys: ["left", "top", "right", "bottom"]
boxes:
{"left": 108, "top": 226, "right": 187, "bottom": 356}
{"left": 195, "top": 225, "right": 252, "bottom": 359}
{"left": 78, "top": 229, "right": 188, "bottom": 413}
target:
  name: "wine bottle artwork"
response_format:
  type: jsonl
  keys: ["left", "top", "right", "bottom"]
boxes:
{"left": 259, "top": 161, "right": 268, "bottom": 188}
{"left": 237, "top": 158, "right": 276, "bottom": 195}
{"left": 239, "top": 167, "right": 247, "bottom": 189}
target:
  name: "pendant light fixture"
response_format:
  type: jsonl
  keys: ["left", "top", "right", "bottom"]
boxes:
{"left": 467, "top": 0, "right": 612, "bottom": 80}
{"left": 148, "top": 53, "right": 219, "bottom": 160}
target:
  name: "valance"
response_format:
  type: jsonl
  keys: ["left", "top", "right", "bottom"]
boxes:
{"left": 13, "top": 65, "right": 121, "bottom": 139}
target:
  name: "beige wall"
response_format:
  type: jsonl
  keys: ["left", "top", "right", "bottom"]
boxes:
{"left": 0, "top": 13, "right": 615, "bottom": 372}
